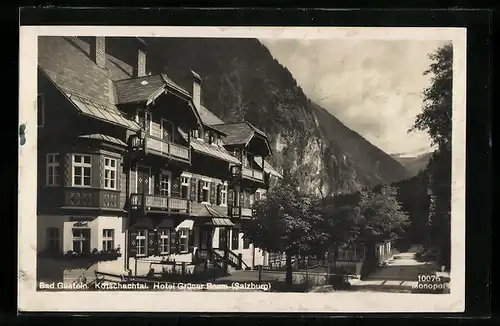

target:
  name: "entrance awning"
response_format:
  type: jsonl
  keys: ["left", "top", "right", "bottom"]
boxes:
{"left": 197, "top": 217, "right": 235, "bottom": 227}
{"left": 175, "top": 219, "right": 195, "bottom": 231}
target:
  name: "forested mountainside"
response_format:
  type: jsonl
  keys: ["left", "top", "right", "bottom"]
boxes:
{"left": 146, "top": 37, "right": 410, "bottom": 195}
{"left": 390, "top": 152, "right": 433, "bottom": 178}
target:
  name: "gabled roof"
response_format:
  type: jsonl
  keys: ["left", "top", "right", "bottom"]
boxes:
{"left": 198, "top": 104, "right": 224, "bottom": 125}
{"left": 211, "top": 121, "right": 272, "bottom": 155}
{"left": 114, "top": 73, "right": 190, "bottom": 105}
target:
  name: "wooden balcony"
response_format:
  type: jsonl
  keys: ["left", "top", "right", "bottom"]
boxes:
{"left": 228, "top": 206, "right": 253, "bottom": 218}
{"left": 130, "top": 193, "right": 190, "bottom": 214}
{"left": 143, "top": 135, "right": 191, "bottom": 163}
{"left": 231, "top": 166, "right": 265, "bottom": 183}
{"left": 57, "top": 187, "right": 121, "bottom": 211}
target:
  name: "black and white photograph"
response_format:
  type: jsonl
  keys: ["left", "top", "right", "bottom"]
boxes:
{"left": 18, "top": 25, "right": 466, "bottom": 312}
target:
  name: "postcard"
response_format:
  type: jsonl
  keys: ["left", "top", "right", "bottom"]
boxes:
{"left": 18, "top": 25, "right": 466, "bottom": 313}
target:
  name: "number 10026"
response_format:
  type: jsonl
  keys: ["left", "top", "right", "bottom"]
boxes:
{"left": 417, "top": 274, "right": 441, "bottom": 283}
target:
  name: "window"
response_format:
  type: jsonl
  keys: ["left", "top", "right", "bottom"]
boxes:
{"left": 104, "top": 157, "right": 117, "bottom": 190}
{"left": 179, "top": 229, "right": 189, "bottom": 253}
{"left": 72, "top": 228, "right": 91, "bottom": 254}
{"left": 46, "top": 153, "right": 59, "bottom": 186}
{"left": 209, "top": 132, "right": 217, "bottom": 145}
{"left": 37, "top": 94, "right": 44, "bottom": 128}
{"left": 46, "top": 228, "right": 59, "bottom": 252}
{"left": 102, "top": 229, "right": 114, "bottom": 251}
{"left": 192, "top": 129, "right": 199, "bottom": 139}
{"left": 181, "top": 177, "right": 190, "bottom": 199}
{"left": 243, "top": 235, "right": 250, "bottom": 249}
{"left": 231, "top": 228, "right": 239, "bottom": 250}
{"left": 160, "top": 171, "right": 171, "bottom": 197}
{"left": 201, "top": 181, "right": 210, "bottom": 203}
{"left": 220, "top": 184, "right": 227, "bottom": 206}
{"left": 136, "top": 230, "right": 147, "bottom": 256}
{"left": 204, "top": 130, "right": 210, "bottom": 143}
{"left": 159, "top": 229, "right": 170, "bottom": 254}
{"left": 72, "top": 154, "right": 91, "bottom": 186}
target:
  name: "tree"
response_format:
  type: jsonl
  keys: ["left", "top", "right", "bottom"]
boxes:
{"left": 315, "top": 194, "right": 362, "bottom": 272}
{"left": 243, "top": 175, "right": 323, "bottom": 286}
{"left": 410, "top": 43, "right": 452, "bottom": 150}
{"left": 409, "top": 43, "right": 452, "bottom": 269}
{"left": 354, "top": 186, "right": 409, "bottom": 266}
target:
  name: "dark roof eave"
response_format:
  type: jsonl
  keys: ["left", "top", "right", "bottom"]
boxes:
{"left": 205, "top": 124, "right": 228, "bottom": 136}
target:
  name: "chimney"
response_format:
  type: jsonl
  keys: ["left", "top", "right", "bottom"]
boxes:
{"left": 191, "top": 70, "right": 201, "bottom": 110}
{"left": 90, "top": 36, "right": 106, "bottom": 69}
{"left": 137, "top": 48, "right": 147, "bottom": 77}
{"left": 135, "top": 38, "right": 147, "bottom": 78}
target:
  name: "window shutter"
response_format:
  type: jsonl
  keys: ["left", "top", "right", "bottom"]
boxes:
{"left": 227, "top": 189, "right": 234, "bottom": 207}
{"left": 198, "top": 180, "right": 203, "bottom": 202}
{"left": 151, "top": 173, "right": 157, "bottom": 195}
{"left": 156, "top": 229, "right": 164, "bottom": 254}
{"left": 189, "top": 178, "right": 197, "bottom": 202}
{"left": 171, "top": 175, "right": 181, "bottom": 197}
{"left": 64, "top": 153, "right": 71, "bottom": 186}
{"left": 171, "top": 232, "right": 179, "bottom": 254}
{"left": 116, "top": 159, "right": 122, "bottom": 192}
{"left": 99, "top": 156, "right": 105, "bottom": 188}
{"left": 216, "top": 184, "right": 222, "bottom": 205}
{"left": 147, "top": 229, "right": 157, "bottom": 256}
{"left": 210, "top": 182, "right": 216, "bottom": 204}
{"left": 129, "top": 231, "right": 138, "bottom": 257}
{"left": 188, "top": 231, "right": 195, "bottom": 253}
{"left": 240, "top": 191, "right": 245, "bottom": 207}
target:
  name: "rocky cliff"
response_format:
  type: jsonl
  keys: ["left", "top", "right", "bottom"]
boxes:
{"left": 145, "top": 37, "right": 410, "bottom": 195}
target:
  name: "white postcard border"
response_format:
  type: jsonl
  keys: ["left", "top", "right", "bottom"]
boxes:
{"left": 18, "top": 25, "right": 466, "bottom": 313}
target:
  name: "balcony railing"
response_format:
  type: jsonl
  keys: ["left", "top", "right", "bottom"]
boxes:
{"left": 231, "top": 166, "right": 264, "bottom": 182}
{"left": 228, "top": 206, "right": 253, "bottom": 218}
{"left": 60, "top": 187, "right": 121, "bottom": 210}
{"left": 130, "top": 193, "right": 190, "bottom": 214}
{"left": 144, "top": 135, "right": 191, "bottom": 163}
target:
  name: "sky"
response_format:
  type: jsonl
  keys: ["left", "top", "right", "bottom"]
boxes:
{"left": 260, "top": 39, "right": 449, "bottom": 155}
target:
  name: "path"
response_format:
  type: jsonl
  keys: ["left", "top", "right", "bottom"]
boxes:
{"left": 364, "top": 251, "right": 437, "bottom": 282}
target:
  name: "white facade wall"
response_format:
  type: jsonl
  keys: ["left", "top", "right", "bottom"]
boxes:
{"left": 37, "top": 215, "right": 128, "bottom": 282}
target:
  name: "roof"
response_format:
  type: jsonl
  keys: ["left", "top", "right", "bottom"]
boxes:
{"left": 195, "top": 104, "right": 281, "bottom": 178}
{"left": 193, "top": 205, "right": 230, "bottom": 219}
{"left": 78, "top": 133, "right": 127, "bottom": 147}
{"left": 211, "top": 121, "right": 269, "bottom": 147}
{"left": 199, "top": 217, "right": 235, "bottom": 227}
{"left": 66, "top": 92, "right": 140, "bottom": 131}
{"left": 190, "top": 138, "right": 241, "bottom": 164}
{"left": 177, "top": 127, "right": 240, "bottom": 164}
{"left": 114, "top": 73, "right": 191, "bottom": 105}
{"left": 38, "top": 36, "right": 141, "bottom": 131}
{"left": 114, "top": 75, "right": 166, "bottom": 104}
{"left": 38, "top": 36, "right": 133, "bottom": 104}
{"left": 198, "top": 104, "right": 225, "bottom": 125}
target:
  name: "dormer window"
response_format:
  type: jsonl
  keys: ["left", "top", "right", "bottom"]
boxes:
{"left": 209, "top": 133, "right": 217, "bottom": 146}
